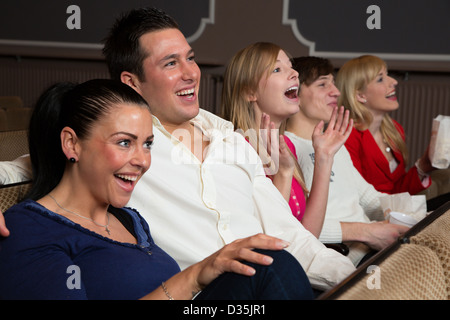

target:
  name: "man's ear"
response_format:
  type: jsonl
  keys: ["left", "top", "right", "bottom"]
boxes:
{"left": 61, "top": 127, "right": 80, "bottom": 162}
{"left": 120, "top": 71, "right": 142, "bottom": 94}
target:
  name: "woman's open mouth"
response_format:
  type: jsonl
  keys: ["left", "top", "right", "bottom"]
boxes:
{"left": 285, "top": 86, "right": 299, "bottom": 100}
{"left": 386, "top": 91, "right": 397, "bottom": 101}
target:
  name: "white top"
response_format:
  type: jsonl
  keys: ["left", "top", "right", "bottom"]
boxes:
{"left": 285, "top": 132, "right": 385, "bottom": 264}
{"left": 127, "top": 109, "right": 355, "bottom": 291}
{"left": 285, "top": 131, "right": 385, "bottom": 239}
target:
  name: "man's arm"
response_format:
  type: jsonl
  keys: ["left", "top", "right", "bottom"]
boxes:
{"left": 252, "top": 173, "right": 356, "bottom": 291}
{"left": 340, "top": 221, "right": 409, "bottom": 251}
{"left": 0, "top": 155, "right": 32, "bottom": 185}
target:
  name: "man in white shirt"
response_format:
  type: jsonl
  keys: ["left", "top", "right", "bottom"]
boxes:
{"left": 102, "top": 7, "right": 355, "bottom": 291}
{"left": 1, "top": 7, "right": 355, "bottom": 292}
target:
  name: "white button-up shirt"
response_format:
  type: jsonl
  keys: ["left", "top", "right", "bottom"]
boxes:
{"left": 128, "top": 109, "right": 355, "bottom": 291}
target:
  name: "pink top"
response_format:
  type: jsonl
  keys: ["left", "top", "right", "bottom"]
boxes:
{"left": 283, "top": 135, "right": 307, "bottom": 221}
{"left": 246, "top": 135, "right": 307, "bottom": 221}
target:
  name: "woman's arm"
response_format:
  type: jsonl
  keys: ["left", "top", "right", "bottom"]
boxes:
{"left": 301, "top": 107, "right": 353, "bottom": 237}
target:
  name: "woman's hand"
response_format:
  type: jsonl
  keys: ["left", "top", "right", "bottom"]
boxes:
{"left": 260, "top": 113, "right": 294, "bottom": 176}
{"left": 140, "top": 234, "right": 290, "bottom": 300}
{"left": 312, "top": 106, "right": 353, "bottom": 160}
{"left": 417, "top": 144, "right": 435, "bottom": 174}
{"left": 259, "top": 113, "right": 295, "bottom": 201}
{"left": 193, "top": 234, "right": 290, "bottom": 292}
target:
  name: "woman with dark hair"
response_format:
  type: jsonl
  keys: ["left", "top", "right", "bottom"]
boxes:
{"left": 0, "top": 79, "right": 313, "bottom": 300}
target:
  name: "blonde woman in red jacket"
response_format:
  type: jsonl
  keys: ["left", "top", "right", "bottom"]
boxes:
{"left": 336, "top": 55, "right": 434, "bottom": 195}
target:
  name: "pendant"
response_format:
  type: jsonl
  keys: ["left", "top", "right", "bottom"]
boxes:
{"left": 386, "top": 147, "right": 391, "bottom": 153}
{"left": 105, "top": 226, "right": 111, "bottom": 235}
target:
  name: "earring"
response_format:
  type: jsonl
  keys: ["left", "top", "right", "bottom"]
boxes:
{"left": 69, "top": 157, "right": 76, "bottom": 163}
{"left": 362, "top": 99, "right": 367, "bottom": 103}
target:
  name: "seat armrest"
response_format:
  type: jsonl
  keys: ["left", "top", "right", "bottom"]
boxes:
{"left": 325, "top": 243, "right": 349, "bottom": 256}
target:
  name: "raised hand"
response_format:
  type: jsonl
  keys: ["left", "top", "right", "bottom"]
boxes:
{"left": 312, "top": 106, "right": 353, "bottom": 159}
{"left": 259, "top": 113, "right": 295, "bottom": 202}
{"left": 259, "top": 113, "right": 294, "bottom": 177}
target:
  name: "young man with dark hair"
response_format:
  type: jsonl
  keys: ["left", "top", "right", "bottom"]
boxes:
{"left": 1, "top": 7, "right": 355, "bottom": 292}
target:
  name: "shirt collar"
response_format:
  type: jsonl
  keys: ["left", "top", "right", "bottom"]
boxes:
{"left": 152, "top": 109, "right": 234, "bottom": 139}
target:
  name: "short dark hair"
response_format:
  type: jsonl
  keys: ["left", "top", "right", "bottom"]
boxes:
{"left": 27, "top": 79, "right": 149, "bottom": 200}
{"left": 293, "top": 56, "right": 334, "bottom": 86}
{"left": 102, "top": 7, "right": 179, "bottom": 81}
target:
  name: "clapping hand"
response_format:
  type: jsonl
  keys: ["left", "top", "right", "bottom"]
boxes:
{"left": 312, "top": 106, "right": 353, "bottom": 160}
{"left": 259, "top": 113, "right": 294, "bottom": 177}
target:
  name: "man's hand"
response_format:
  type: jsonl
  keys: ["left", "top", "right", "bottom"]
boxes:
{"left": 341, "top": 220, "right": 409, "bottom": 251}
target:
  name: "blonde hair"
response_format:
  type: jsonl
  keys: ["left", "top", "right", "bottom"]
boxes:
{"left": 221, "top": 42, "right": 308, "bottom": 195}
{"left": 336, "top": 55, "right": 408, "bottom": 164}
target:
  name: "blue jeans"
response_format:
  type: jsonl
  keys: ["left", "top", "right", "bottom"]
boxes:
{"left": 195, "top": 249, "right": 314, "bottom": 300}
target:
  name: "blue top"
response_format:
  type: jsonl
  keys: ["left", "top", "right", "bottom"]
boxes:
{"left": 0, "top": 199, "right": 181, "bottom": 300}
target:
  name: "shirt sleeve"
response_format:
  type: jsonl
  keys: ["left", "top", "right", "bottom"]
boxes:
{"left": 0, "top": 154, "right": 32, "bottom": 185}
{"left": 251, "top": 169, "right": 356, "bottom": 291}
{"left": 346, "top": 154, "right": 385, "bottom": 221}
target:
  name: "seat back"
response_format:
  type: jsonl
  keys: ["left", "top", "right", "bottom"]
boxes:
{"left": 0, "top": 130, "right": 29, "bottom": 161}
{"left": 409, "top": 209, "right": 450, "bottom": 299}
{"left": 0, "top": 180, "right": 32, "bottom": 212}
{"left": 320, "top": 202, "right": 450, "bottom": 300}
{"left": 335, "top": 243, "right": 447, "bottom": 300}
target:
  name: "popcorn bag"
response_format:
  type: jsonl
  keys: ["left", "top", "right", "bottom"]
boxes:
{"left": 380, "top": 192, "right": 427, "bottom": 227}
{"left": 429, "top": 115, "right": 450, "bottom": 169}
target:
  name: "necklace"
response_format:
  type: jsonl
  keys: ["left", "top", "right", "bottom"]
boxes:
{"left": 49, "top": 194, "right": 111, "bottom": 235}
{"left": 383, "top": 139, "right": 391, "bottom": 153}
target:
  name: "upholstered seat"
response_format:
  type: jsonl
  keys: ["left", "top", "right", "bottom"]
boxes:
{"left": 0, "top": 96, "right": 32, "bottom": 132}
{"left": 0, "top": 181, "right": 32, "bottom": 212}
{"left": 0, "top": 130, "right": 29, "bottom": 161}
{"left": 410, "top": 210, "right": 450, "bottom": 299}
{"left": 335, "top": 243, "right": 447, "bottom": 300}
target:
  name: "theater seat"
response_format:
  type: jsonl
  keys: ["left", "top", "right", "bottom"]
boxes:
{"left": 409, "top": 211, "right": 450, "bottom": 299}
{"left": 0, "top": 180, "right": 32, "bottom": 213}
{"left": 0, "top": 130, "right": 29, "bottom": 161}
{"left": 335, "top": 243, "right": 447, "bottom": 300}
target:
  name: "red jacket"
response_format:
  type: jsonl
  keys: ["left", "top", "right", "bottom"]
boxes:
{"left": 345, "top": 121, "right": 430, "bottom": 195}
